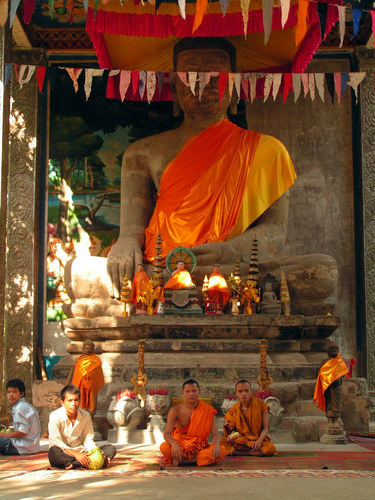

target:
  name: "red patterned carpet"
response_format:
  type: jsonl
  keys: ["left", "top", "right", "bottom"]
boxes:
{"left": 1, "top": 449, "right": 375, "bottom": 476}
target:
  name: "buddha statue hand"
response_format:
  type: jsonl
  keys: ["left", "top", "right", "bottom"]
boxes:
{"left": 107, "top": 235, "right": 143, "bottom": 297}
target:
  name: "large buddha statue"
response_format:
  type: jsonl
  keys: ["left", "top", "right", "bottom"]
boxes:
{"left": 66, "top": 37, "right": 337, "bottom": 317}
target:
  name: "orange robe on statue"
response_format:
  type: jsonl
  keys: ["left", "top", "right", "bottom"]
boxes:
{"left": 144, "top": 119, "right": 296, "bottom": 260}
{"left": 130, "top": 270, "right": 150, "bottom": 305}
{"left": 71, "top": 354, "right": 105, "bottom": 412}
{"left": 160, "top": 401, "right": 226, "bottom": 466}
{"left": 208, "top": 271, "right": 230, "bottom": 308}
{"left": 221, "top": 398, "right": 276, "bottom": 455}
{"left": 313, "top": 354, "right": 349, "bottom": 411}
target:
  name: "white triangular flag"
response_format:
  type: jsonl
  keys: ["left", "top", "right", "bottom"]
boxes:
{"left": 240, "top": 0, "right": 250, "bottom": 37}
{"left": 338, "top": 6, "right": 346, "bottom": 48}
{"left": 347, "top": 72, "right": 366, "bottom": 104}
{"left": 147, "top": 72, "right": 157, "bottom": 103}
{"left": 19, "top": 65, "right": 35, "bottom": 89}
{"left": 280, "top": 0, "right": 290, "bottom": 28}
{"left": 85, "top": 69, "right": 103, "bottom": 100}
{"left": 308, "top": 73, "right": 315, "bottom": 101}
{"left": 198, "top": 72, "right": 207, "bottom": 101}
{"left": 119, "top": 70, "right": 131, "bottom": 102}
{"left": 178, "top": 0, "right": 186, "bottom": 19}
{"left": 292, "top": 73, "right": 301, "bottom": 102}
{"left": 315, "top": 73, "right": 325, "bottom": 102}
{"left": 263, "top": 0, "right": 273, "bottom": 45}
{"left": 189, "top": 72, "right": 197, "bottom": 95}
{"left": 272, "top": 73, "right": 282, "bottom": 100}
{"left": 263, "top": 74, "right": 273, "bottom": 102}
{"left": 234, "top": 73, "right": 241, "bottom": 101}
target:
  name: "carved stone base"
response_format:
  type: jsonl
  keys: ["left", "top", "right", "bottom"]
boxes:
{"left": 320, "top": 423, "right": 348, "bottom": 444}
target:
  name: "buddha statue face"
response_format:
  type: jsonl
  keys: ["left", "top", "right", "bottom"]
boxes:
{"left": 175, "top": 48, "right": 232, "bottom": 117}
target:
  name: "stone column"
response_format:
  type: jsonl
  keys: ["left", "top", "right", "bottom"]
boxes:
{"left": 1, "top": 60, "right": 41, "bottom": 393}
{"left": 357, "top": 48, "right": 375, "bottom": 407}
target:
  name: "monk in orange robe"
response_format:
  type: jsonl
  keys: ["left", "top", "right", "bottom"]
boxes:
{"left": 160, "top": 379, "right": 226, "bottom": 467}
{"left": 130, "top": 264, "right": 150, "bottom": 307}
{"left": 71, "top": 339, "right": 105, "bottom": 415}
{"left": 221, "top": 380, "right": 276, "bottom": 456}
{"left": 208, "top": 265, "right": 230, "bottom": 312}
{"left": 313, "top": 343, "right": 349, "bottom": 425}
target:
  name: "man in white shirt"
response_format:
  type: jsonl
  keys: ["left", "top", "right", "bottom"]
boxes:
{"left": 0, "top": 379, "right": 40, "bottom": 455}
{"left": 48, "top": 384, "right": 116, "bottom": 469}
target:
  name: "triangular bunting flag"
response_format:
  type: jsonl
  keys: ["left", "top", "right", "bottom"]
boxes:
{"left": 178, "top": 0, "right": 186, "bottom": 19}
{"left": 23, "top": 0, "right": 36, "bottom": 24}
{"left": 326, "top": 73, "right": 335, "bottom": 104}
{"left": 341, "top": 72, "right": 349, "bottom": 98}
{"left": 119, "top": 70, "right": 131, "bottom": 101}
{"left": 147, "top": 72, "right": 157, "bottom": 103}
{"left": 249, "top": 74, "right": 257, "bottom": 103}
{"left": 280, "top": 0, "right": 290, "bottom": 29}
{"left": 241, "top": 75, "right": 249, "bottom": 99}
{"left": 292, "top": 73, "right": 301, "bottom": 102}
{"left": 234, "top": 73, "right": 241, "bottom": 101}
{"left": 83, "top": 0, "right": 89, "bottom": 12}
{"left": 263, "top": 74, "right": 273, "bottom": 102}
{"left": 189, "top": 71, "right": 198, "bottom": 95}
{"left": 85, "top": 68, "right": 103, "bottom": 100}
{"left": 36, "top": 66, "right": 47, "bottom": 93}
{"left": 131, "top": 71, "right": 139, "bottom": 96}
{"left": 308, "top": 73, "right": 315, "bottom": 101}
{"left": 155, "top": 0, "right": 163, "bottom": 13}
{"left": 317, "top": 1, "right": 328, "bottom": 40}
{"left": 10, "top": 0, "right": 22, "bottom": 26}
{"left": 198, "top": 72, "right": 207, "bottom": 101}
{"left": 220, "top": 0, "right": 229, "bottom": 16}
{"left": 4, "top": 63, "right": 12, "bottom": 88}
{"left": 263, "top": 0, "right": 273, "bottom": 45}
{"left": 228, "top": 73, "right": 235, "bottom": 99}
{"left": 352, "top": 9, "right": 361, "bottom": 40}
{"left": 338, "top": 6, "right": 346, "bottom": 48}
{"left": 371, "top": 12, "right": 375, "bottom": 48}
{"left": 65, "top": 68, "right": 82, "bottom": 93}
{"left": 272, "top": 73, "right": 282, "bottom": 100}
{"left": 315, "top": 73, "right": 325, "bottom": 102}
{"left": 193, "top": 0, "right": 208, "bottom": 33}
{"left": 178, "top": 72, "right": 189, "bottom": 87}
{"left": 347, "top": 72, "right": 366, "bottom": 104}
{"left": 283, "top": 73, "right": 292, "bottom": 103}
{"left": 19, "top": 65, "right": 36, "bottom": 89}
{"left": 296, "top": 0, "right": 309, "bottom": 46}
{"left": 218, "top": 73, "right": 228, "bottom": 102}
{"left": 334, "top": 72, "right": 342, "bottom": 103}
{"left": 301, "top": 73, "right": 309, "bottom": 97}
{"left": 240, "top": 0, "right": 250, "bottom": 37}
{"left": 139, "top": 71, "right": 147, "bottom": 99}
{"left": 48, "top": 0, "right": 54, "bottom": 19}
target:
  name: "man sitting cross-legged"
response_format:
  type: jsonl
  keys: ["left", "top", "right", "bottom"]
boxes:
{"left": 160, "top": 379, "right": 226, "bottom": 467}
{"left": 221, "top": 380, "right": 276, "bottom": 456}
{"left": 48, "top": 384, "right": 116, "bottom": 469}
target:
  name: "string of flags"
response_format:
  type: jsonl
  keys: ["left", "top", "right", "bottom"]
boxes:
{"left": 2, "top": 0, "right": 375, "bottom": 49}
{"left": 0, "top": 63, "right": 369, "bottom": 104}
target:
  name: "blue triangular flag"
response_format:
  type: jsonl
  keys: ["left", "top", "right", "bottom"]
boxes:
{"left": 341, "top": 72, "right": 349, "bottom": 97}
{"left": 351, "top": 9, "right": 361, "bottom": 40}
{"left": 5, "top": 63, "right": 12, "bottom": 87}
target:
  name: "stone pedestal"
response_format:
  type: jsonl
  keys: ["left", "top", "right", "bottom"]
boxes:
{"left": 107, "top": 427, "right": 155, "bottom": 445}
{"left": 320, "top": 423, "right": 348, "bottom": 444}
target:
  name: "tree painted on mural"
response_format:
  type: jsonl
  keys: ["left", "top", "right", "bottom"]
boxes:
{"left": 49, "top": 116, "right": 104, "bottom": 241}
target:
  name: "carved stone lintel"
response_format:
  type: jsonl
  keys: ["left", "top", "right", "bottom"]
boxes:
{"left": 356, "top": 48, "right": 375, "bottom": 397}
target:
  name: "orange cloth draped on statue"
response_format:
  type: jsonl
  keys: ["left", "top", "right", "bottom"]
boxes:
{"left": 221, "top": 398, "right": 276, "bottom": 455}
{"left": 144, "top": 119, "right": 296, "bottom": 261}
{"left": 160, "top": 400, "right": 226, "bottom": 466}
{"left": 71, "top": 354, "right": 105, "bottom": 412}
{"left": 208, "top": 271, "right": 230, "bottom": 307}
{"left": 164, "top": 269, "right": 194, "bottom": 289}
{"left": 130, "top": 270, "right": 150, "bottom": 305}
{"left": 313, "top": 354, "right": 349, "bottom": 412}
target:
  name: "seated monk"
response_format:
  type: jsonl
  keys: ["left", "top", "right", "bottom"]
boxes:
{"left": 164, "top": 259, "right": 194, "bottom": 290}
{"left": 207, "top": 265, "right": 230, "bottom": 312}
{"left": 221, "top": 380, "right": 276, "bottom": 456}
{"left": 160, "top": 379, "right": 226, "bottom": 467}
{"left": 66, "top": 37, "right": 337, "bottom": 318}
{"left": 70, "top": 339, "right": 105, "bottom": 415}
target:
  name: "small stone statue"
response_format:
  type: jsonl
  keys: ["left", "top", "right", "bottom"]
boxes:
{"left": 313, "top": 343, "right": 349, "bottom": 425}
{"left": 260, "top": 275, "right": 281, "bottom": 315}
{"left": 107, "top": 389, "right": 146, "bottom": 430}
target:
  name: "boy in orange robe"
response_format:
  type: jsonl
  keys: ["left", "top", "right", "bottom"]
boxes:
{"left": 160, "top": 379, "right": 226, "bottom": 467}
{"left": 71, "top": 339, "right": 105, "bottom": 415}
{"left": 221, "top": 380, "right": 276, "bottom": 456}
{"left": 313, "top": 343, "right": 349, "bottom": 425}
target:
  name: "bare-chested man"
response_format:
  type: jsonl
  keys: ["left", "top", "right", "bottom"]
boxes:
{"left": 160, "top": 379, "right": 226, "bottom": 466}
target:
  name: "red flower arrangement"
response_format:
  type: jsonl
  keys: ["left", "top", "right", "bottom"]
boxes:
{"left": 148, "top": 388, "right": 169, "bottom": 396}
{"left": 116, "top": 388, "right": 136, "bottom": 401}
{"left": 255, "top": 389, "right": 274, "bottom": 400}
{"left": 225, "top": 395, "right": 237, "bottom": 401}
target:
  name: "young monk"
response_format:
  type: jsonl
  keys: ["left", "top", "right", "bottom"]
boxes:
{"left": 160, "top": 379, "right": 226, "bottom": 466}
{"left": 221, "top": 380, "right": 276, "bottom": 456}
